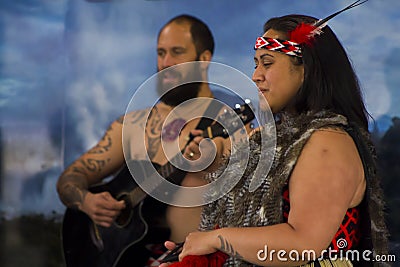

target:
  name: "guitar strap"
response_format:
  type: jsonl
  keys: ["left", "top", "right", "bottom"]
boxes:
{"left": 186, "top": 99, "right": 222, "bottom": 145}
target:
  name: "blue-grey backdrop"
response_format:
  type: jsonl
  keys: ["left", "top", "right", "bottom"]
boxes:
{"left": 0, "top": 0, "right": 399, "bottom": 252}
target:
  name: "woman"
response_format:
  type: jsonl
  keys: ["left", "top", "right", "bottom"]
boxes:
{"left": 162, "top": 11, "right": 389, "bottom": 267}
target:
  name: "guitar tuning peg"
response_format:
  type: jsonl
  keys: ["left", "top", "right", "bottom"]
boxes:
{"left": 235, "top": 104, "right": 241, "bottom": 109}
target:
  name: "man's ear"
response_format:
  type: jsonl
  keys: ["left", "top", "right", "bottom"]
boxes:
{"left": 199, "top": 50, "right": 212, "bottom": 70}
{"left": 199, "top": 50, "right": 212, "bottom": 61}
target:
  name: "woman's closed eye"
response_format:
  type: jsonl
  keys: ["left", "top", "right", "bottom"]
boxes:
{"left": 255, "top": 63, "right": 272, "bottom": 69}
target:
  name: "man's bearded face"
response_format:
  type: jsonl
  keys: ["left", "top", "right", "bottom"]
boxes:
{"left": 157, "top": 60, "right": 203, "bottom": 106}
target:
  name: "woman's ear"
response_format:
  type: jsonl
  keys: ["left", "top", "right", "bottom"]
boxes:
{"left": 301, "top": 65, "right": 305, "bottom": 84}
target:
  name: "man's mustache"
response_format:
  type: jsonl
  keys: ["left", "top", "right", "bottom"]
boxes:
{"left": 160, "top": 68, "right": 182, "bottom": 81}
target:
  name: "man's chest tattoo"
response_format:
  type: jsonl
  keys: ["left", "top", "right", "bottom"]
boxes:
{"left": 146, "top": 108, "right": 163, "bottom": 160}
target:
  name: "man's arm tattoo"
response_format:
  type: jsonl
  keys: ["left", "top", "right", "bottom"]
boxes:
{"left": 217, "top": 235, "right": 243, "bottom": 260}
{"left": 79, "top": 158, "right": 110, "bottom": 173}
{"left": 89, "top": 133, "right": 112, "bottom": 154}
{"left": 146, "top": 107, "right": 163, "bottom": 160}
{"left": 116, "top": 115, "right": 124, "bottom": 124}
{"left": 57, "top": 173, "right": 89, "bottom": 209}
{"left": 58, "top": 157, "right": 110, "bottom": 208}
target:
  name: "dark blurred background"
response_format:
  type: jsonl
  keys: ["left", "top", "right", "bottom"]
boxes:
{"left": 0, "top": 0, "right": 399, "bottom": 266}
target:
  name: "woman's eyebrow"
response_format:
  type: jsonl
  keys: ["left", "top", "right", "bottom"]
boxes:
{"left": 254, "top": 52, "right": 274, "bottom": 62}
{"left": 260, "top": 53, "right": 274, "bottom": 59}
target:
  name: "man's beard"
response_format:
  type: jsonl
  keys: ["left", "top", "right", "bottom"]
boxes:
{"left": 157, "top": 59, "right": 203, "bottom": 107}
{"left": 158, "top": 82, "right": 202, "bottom": 107}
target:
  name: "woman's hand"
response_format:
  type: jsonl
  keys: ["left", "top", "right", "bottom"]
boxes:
{"left": 160, "top": 231, "right": 219, "bottom": 266}
{"left": 159, "top": 241, "right": 179, "bottom": 267}
{"left": 178, "top": 231, "right": 219, "bottom": 261}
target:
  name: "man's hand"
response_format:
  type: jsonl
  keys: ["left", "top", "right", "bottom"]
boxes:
{"left": 80, "top": 191, "right": 126, "bottom": 227}
{"left": 183, "top": 129, "right": 203, "bottom": 161}
{"left": 183, "top": 129, "right": 218, "bottom": 170}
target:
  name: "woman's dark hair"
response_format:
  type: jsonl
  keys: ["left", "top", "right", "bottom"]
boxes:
{"left": 264, "top": 14, "right": 370, "bottom": 130}
{"left": 159, "top": 14, "right": 215, "bottom": 56}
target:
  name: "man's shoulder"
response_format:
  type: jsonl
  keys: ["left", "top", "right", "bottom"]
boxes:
{"left": 117, "top": 106, "right": 155, "bottom": 124}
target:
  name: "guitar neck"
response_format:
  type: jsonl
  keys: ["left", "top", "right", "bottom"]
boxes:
{"left": 123, "top": 161, "right": 185, "bottom": 208}
{"left": 125, "top": 103, "right": 254, "bottom": 205}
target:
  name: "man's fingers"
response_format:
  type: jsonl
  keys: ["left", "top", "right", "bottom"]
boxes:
{"left": 193, "top": 136, "right": 204, "bottom": 144}
{"left": 98, "top": 193, "right": 126, "bottom": 210}
{"left": 186, "top": 141, "right": 200, "bottom": 154}
{"left": 93, "top": 214, "right": 114, "bottom": 227}
{"left": 94, "top": 207, "right": 121, "bottom": 218}
{"left": 190, "top": 129, "right": 203, "bottom": 136}
{"left": 113, "top": 200, "right": 126, "bottom": 209}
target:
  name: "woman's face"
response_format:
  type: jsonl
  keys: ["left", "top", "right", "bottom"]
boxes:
{"left": 252, "top": 29, "right": 304, "bottom": 113}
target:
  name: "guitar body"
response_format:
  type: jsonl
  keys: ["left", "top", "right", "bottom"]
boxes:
{"left": 61, "top": 162, "right": 171, "bottom": 267}
{"left": 62, "top": 203, "right": 147, "bottom": 267}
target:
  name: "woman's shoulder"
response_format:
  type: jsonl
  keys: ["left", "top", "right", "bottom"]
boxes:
{"left": 310, "top": 127, "right": 352, "bottom": 146}
{"left": 305, "top": 127, "right": 357, "bottom": 154}
{"left": 301, "top": 127, "right": 364, "bottom": 176}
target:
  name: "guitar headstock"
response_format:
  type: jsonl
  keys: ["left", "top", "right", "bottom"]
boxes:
{"left": 205, "top": 101, "right": 255, "bottom": 139}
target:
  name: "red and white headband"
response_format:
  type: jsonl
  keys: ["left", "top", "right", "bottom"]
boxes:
{"left": 254, "top": 37, "right": 302, "bottom": 57}
{"left": 254, "top": 0, "right": 368, "bottom": 58}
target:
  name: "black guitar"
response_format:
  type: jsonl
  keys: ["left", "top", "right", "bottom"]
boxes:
{"left": 61, "top": 103, "right": 254, "bottom": 267}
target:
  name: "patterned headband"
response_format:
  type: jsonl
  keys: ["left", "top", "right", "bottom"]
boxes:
{"left": 254, "top": 0, "right": 368, "bottom": 57}
{"left": 254, "top": 37, "right": 302, "bottom": 57}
